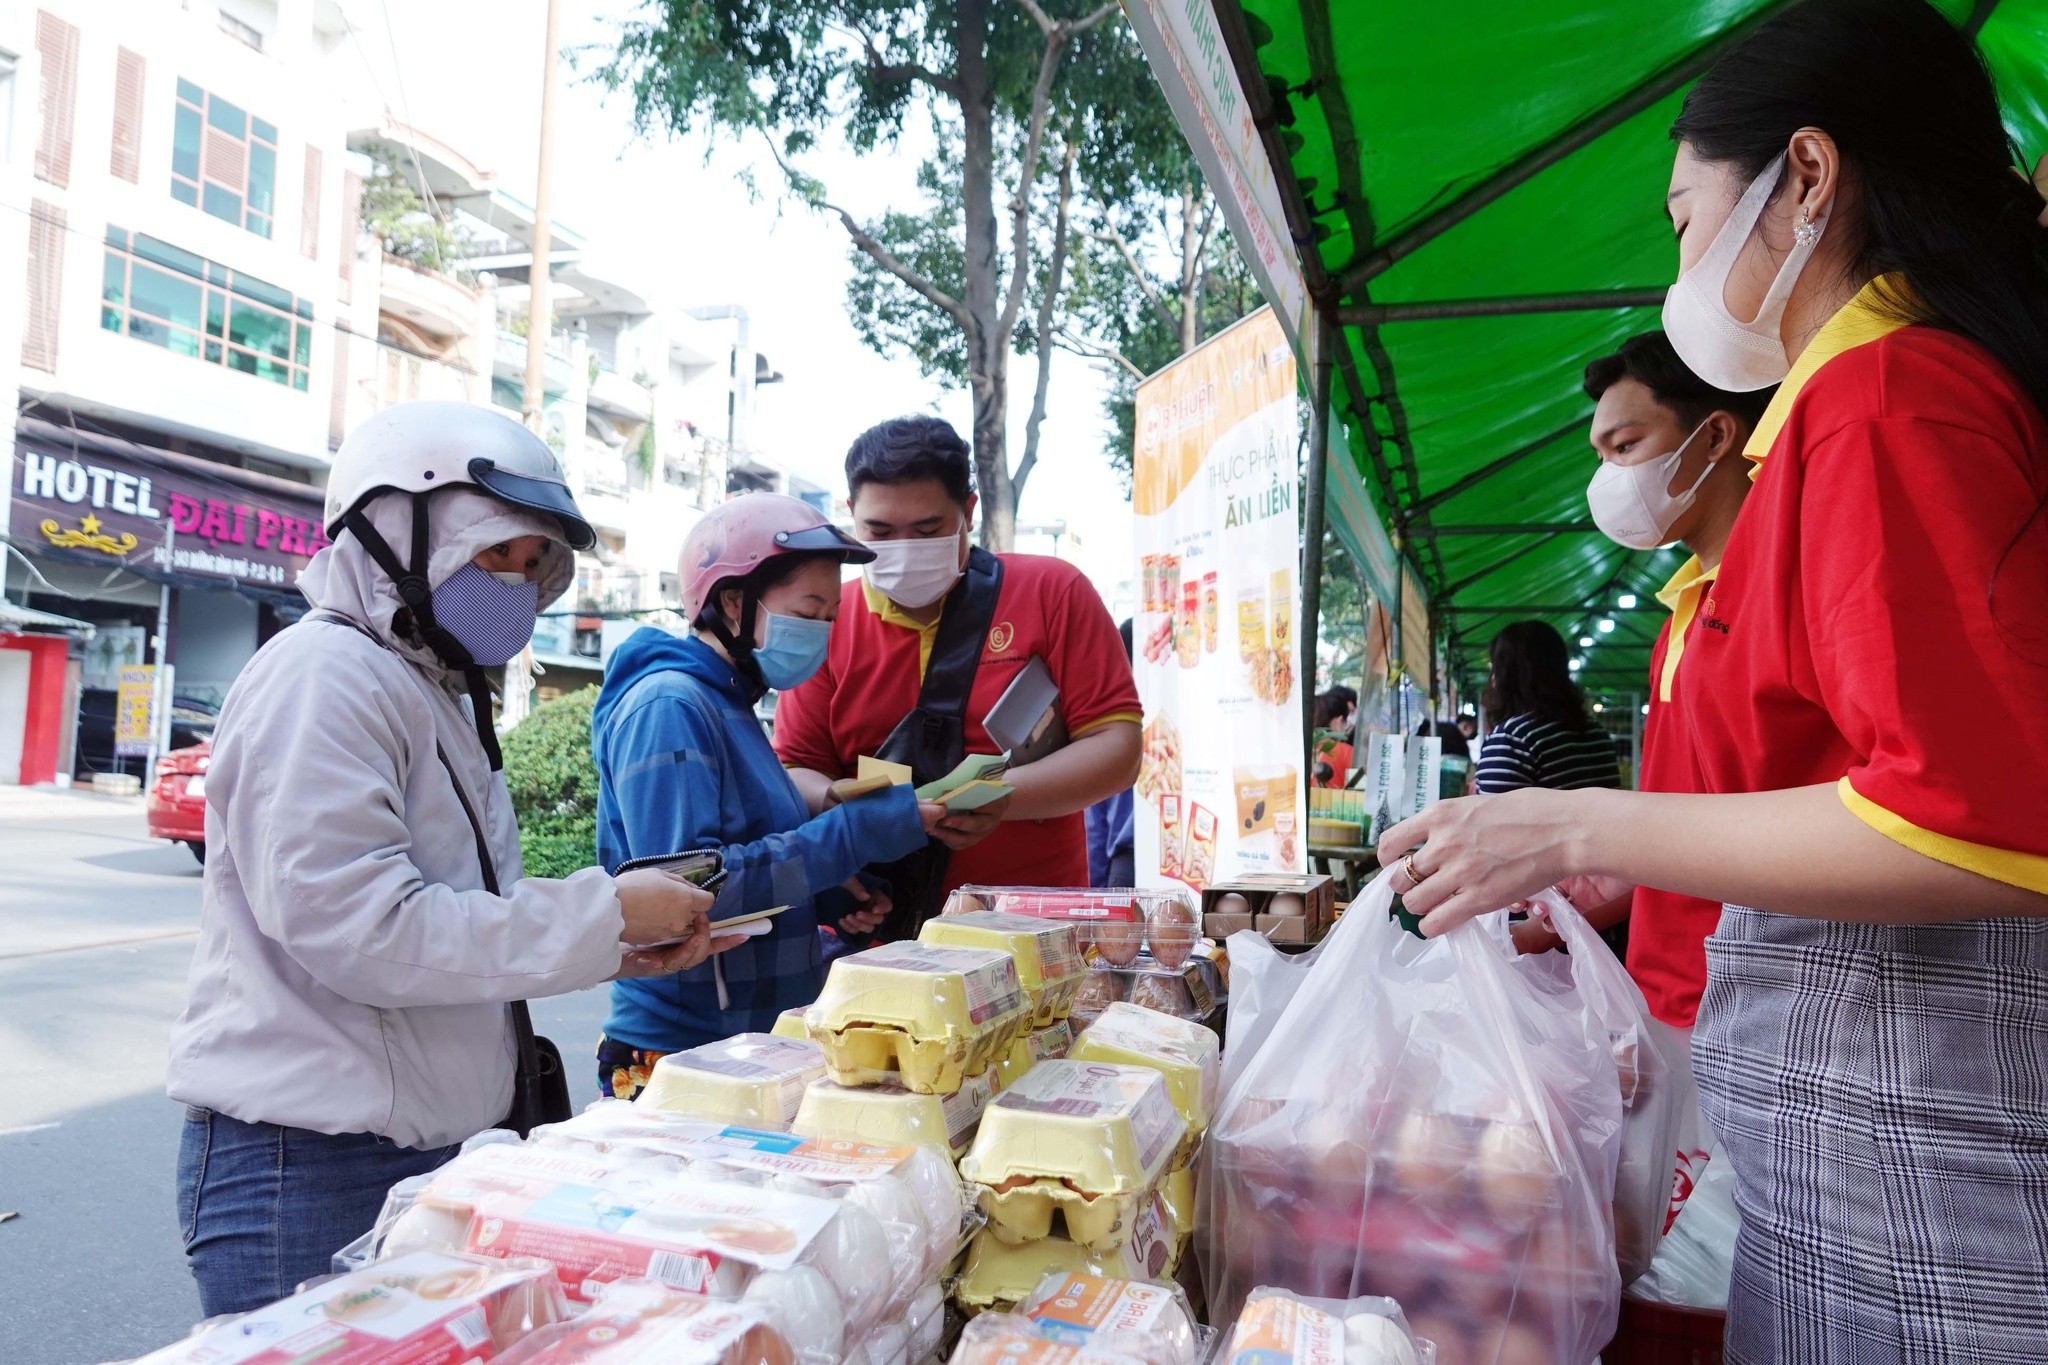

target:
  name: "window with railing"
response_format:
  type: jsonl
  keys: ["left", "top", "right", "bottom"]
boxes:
{"left": 172, "top": 79, "right": 276, "bottom": 238}
{"left": 101, "top": 227, "right": 312, "bottom": 390}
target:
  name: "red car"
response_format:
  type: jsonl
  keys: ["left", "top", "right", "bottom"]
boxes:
{"left": 148, "top": 740, "right": 210, "bottom": 864}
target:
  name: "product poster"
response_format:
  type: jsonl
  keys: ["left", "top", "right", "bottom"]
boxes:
{"left": 114, "top": 664, "right": 156, "bottom": 758}
{"left": 1132, "top": 307, "right": 1305, "bottom": 889}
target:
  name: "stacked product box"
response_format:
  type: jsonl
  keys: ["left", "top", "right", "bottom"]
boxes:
{"left": 954, "top": 1060, "right": 1189, "bottom": 1318}
{"left": 941, "top": 888, "right": 1224, "bottom": 1033}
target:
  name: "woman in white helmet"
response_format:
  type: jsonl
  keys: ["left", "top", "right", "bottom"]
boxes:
{"left": 165, "top": 401, "right": 736, "bottom": 1316}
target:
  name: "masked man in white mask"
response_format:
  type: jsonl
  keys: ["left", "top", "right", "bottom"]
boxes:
{"left": 775, "top": 416, "right": 1142, "bottom": 938}
{"left": 1512, "top": 335, "right": 1771, "bottom": 992}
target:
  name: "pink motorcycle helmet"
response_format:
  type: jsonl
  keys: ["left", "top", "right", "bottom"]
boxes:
{"left": 680, "top": 492, "right": 873, "bottom": 625}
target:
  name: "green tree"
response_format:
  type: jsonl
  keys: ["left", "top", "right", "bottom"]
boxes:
{"left": 597, "top": 0, "right": 1190, "bottom": 548}
{"left": 359, "top": 149, "right": 475, "bottom": 280}
{"left": 502, "top": 686, "right": 601, "bottom": 880}
{"left": 1061, "top": 176, "right": 1262, "bottom": 485}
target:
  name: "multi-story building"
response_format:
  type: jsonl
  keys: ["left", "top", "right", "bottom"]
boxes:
{"left": 0, "top": 1, "right": 793, "bottom": 783}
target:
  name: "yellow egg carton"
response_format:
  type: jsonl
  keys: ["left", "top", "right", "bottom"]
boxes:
{"left": 920, "top": 910, "right": 1089, "bottom": 1027}
{"left": 635, "top": 1032, "right": 827, "bottom": 1130}
{"left": 804, "top": 942, "right": 1031, "bottom": 1095}
{"left": 1069, "top": 1002, "right": 1221, "bottom": 1161}
{"left": 996, "top": 1019, "right": 1077, "bottom": 1091}
{"left": 1161, "top": 1166, "right": 1195, "bottom": 1242}
{"left": 953, "top": 1189, "right": 1185, "bottom": 1315}
{"left": 771, "top": 1007, "right": 807, "bottom": 1040}
{"left": 959, "top": 1060, "right": 1187, "bottom": 1250}
{"left": 790, "top": 1070, "right": 998, "bottom": 1159}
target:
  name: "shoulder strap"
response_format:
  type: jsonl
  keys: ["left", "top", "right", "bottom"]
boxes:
{"left": 435, "top": 740, "right": 546, "bottom": 1084}
{"left": 914, "top": 546, "right": 1004, "bottom": 718}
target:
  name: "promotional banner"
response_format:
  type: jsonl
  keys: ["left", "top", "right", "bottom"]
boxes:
{"left": 1132, "top": 308, "right": 1305, "bottom": 889}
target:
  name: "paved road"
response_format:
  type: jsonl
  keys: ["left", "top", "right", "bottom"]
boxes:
{"left": 0, "top": 788, "right": 614, "bottom": 1365}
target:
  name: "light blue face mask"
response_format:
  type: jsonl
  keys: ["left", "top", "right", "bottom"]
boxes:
{"left": 430, "top": 562, "right": 540, "bottom": 667}
{"left": 753, "top": 610, "right": 833, "bottom": 690}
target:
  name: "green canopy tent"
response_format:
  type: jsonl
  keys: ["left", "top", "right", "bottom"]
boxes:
{"left": 1123, "top": 0, "right": 2048, "bottom": 723}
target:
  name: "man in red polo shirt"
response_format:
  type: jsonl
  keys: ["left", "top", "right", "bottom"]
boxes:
{"left": 775, "top": 416, "right": 1141, "bottom": 932}
{"left": 1520, "top": 333, "right": 1771, "bottom": 1030}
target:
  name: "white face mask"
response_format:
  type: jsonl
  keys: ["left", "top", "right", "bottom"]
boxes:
{"left": 864, "top": 530, "right": 964, "bottom": 608}
{"left": 1662, "top": 152, "right": 1828, "bottom": 392}
{"left": 1586, "top": 420, "right": 1716, "bottom": 551}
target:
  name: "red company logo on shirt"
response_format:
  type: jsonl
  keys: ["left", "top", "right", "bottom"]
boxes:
{"left": 988, "top": 621, "right": 1016, "bottom": 653}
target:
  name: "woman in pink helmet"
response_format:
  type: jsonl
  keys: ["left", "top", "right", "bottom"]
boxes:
{"left": 589, "top": 493, "right": 947, "bottom": 1091}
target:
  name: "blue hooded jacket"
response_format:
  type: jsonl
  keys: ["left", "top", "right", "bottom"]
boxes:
{"left": 593, "top": 627, "right": 927, "bottom": 1051}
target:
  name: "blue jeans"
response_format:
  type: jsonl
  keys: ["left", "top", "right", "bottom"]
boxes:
{"left": 176, "top": 1106, "right": 457, "bottom": 1317}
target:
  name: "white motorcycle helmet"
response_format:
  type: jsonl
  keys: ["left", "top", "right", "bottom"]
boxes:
{"left": 326, "top": 402, "right": 595, "bottom": 769}
{"left": 325, "top": 400, "right": 595, "bottom": 550}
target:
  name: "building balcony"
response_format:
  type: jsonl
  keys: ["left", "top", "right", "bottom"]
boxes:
{"left": 587, "top": 365, "right": 653, "bottom": 423}
{"left": 494, "top": 330, "right": 576, "bottom": 392}
{"left": 379, "top": 255, "right": 484, "bottom": 347}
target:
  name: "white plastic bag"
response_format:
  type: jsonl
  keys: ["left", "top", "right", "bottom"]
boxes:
{"left": 1625, "top": 1143, "right": 1737, "bottom": 1310}
{"left": 1525, "top": 889, "right": 1686, "bottom": 1281}
{"left": 1218, "top": 927, "right": 1328, "bottom": 1096}
{"left": 1201, "top": 871, "right": 1625, "bottom": 1365}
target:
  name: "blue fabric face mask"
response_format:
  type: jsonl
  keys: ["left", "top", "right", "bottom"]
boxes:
{"left": 430, "top": 562, "right": 540, "bottom": 667}
{"left": 753, "top": 610, "right": 833, "bottom": 690}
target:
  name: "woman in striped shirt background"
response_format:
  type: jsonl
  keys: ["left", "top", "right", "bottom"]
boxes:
{"left": 1473, "top": 621, "right": 1625, "bottom": 796}
{"left": 1472, "top": 621, "right": 1628, "bottom": 953}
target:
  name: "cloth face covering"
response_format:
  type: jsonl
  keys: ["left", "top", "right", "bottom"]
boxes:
{"left": 1586, "top": 420, "right": 1714, "bottom": 550}
{"left": 429, "top": 563, "right": 540, "bottom": 667}
{"left": 1662, "top": 152, "right": 1829, "bottom": 392}
{"left": 753, "top": 609, "right": 833, "bottom": 689}
{"left": 864, "top": 531, "right": 965, "bottom": 608}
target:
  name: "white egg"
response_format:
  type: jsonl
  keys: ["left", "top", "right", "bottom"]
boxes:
{"left": 743, "top": 1266, "right": 847, "bottom": 1360}
{"left": 865, "top": 1317, "right": 911, "bottom": 1365}
{"left": 844, "top": 1172, "right": 933, "bottom": 1291}
{"left": 380, "top": 1196, "right": 472, "bottom": 1257}
{"left": 806, "top": 1200, "right": 891, "bottom": 1332}
{"left": 896, "top": 1146, "right": 969, "bottom": 1272}
{"left": 707, "top": 1257, "right": 756, "bottom": 1299}
{"left": 909, "top": 1286, "right": 947, "bottom": 1361}
{"left": 1343, "top": 1314, "right": 1418, "bottom": 1365}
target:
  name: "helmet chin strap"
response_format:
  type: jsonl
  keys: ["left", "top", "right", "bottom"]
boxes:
{"left": 701, "top": 588, "right": 768, "bottom": 702}
{"left": 343, "top": 493, "right": 505, "bottom": 771}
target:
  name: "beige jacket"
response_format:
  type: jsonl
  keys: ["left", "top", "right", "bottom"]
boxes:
{"left": 166, "top": 489, "right": 623, "bottom": 1149}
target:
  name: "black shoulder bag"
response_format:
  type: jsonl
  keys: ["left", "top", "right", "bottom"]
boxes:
{"left": 859, "top": 546, "right": 1005, "bottom": 943}
{"left": 436, "top": 743, "right": 572, "bottom": 1137}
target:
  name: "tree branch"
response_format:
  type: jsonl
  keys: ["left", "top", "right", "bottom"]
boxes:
{"left": 828, "top": 14, "right": 962, "bottom": 98}
{"left": 763, "top": 137, "right": 977, "bottom": 341}
{"left": 1056, "top": 327, "right": 1146, "bottom": 379}
{"left": 1015, "top": 138, "right": 1078, "bottom": 501}
{"left": 1083, "top": 213, "right": 1178, "bottom": 334}
{"left": 997, "top": 12, "right": 1071, "bottom": 343}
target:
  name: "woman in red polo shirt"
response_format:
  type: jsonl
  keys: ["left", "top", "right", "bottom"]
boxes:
{"left": 1378, "top": 1, "right": 2048, "bottom": 1357}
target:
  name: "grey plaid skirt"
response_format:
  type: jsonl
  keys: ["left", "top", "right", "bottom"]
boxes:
{"left": 1694, "top": 906, "right": 2048, "bottom": 1363}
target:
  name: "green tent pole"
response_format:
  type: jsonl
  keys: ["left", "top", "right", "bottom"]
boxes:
{"left": 1301, "top": 312, "right": 1335, "bottom": 761}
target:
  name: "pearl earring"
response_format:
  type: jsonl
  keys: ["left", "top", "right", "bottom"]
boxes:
{"left": 1794, "top": 210, "right": 1821, "bottom": 248}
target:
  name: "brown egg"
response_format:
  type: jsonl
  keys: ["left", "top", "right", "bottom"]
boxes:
{"left": 1389, "top": 1110, "right": 1471, "bottom": 1203}
{"left": 1476, "top": 1121, "right": 1559, "bottom": 1223}
{"left": 1093, "top": 917, "right": 1144, "bottom": 966}
{"left": 1213, "top": 892, "right": 1250, "bottom": 916}
{"left": 1302, "top": 1107, "right": 1373, "bottom": 1190}
{"left": 730, "top": 1322, "right": 799, "bottom": 1365}
{"left": 1472, "top": 1322, "right": 1552, "bottom": 1365}
{"left": 1128, "top": 973, "right": 1193, "bottom": 1017}
{"left": 1147, "top": 898, "right": 1200, "bottom": 968}
{"left": 1266, "top": 892, "right": 1307, "bottom": 918}
{"left": 1070, "top": 968, "right": 1126, "bottom": 1021}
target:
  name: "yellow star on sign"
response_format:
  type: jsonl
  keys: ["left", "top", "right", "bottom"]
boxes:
{"left": 79, "top": 514, "right": 102, "bottom": 535}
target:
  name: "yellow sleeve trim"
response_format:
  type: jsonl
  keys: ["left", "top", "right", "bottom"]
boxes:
{"left": 1070, "top": 711, "right": 1142, "bottom": 739}
{"left": 1839, "top": 777, "right": 2048, "bottom": 895}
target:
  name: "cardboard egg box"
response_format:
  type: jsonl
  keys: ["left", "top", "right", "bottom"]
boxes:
{"left": 1199, "top": 873, "right": 1335, "bottom": 944}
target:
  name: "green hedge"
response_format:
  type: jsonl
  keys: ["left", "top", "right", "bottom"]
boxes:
{"left": 503, "top": 686, "right": 601, "bottom": 880}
